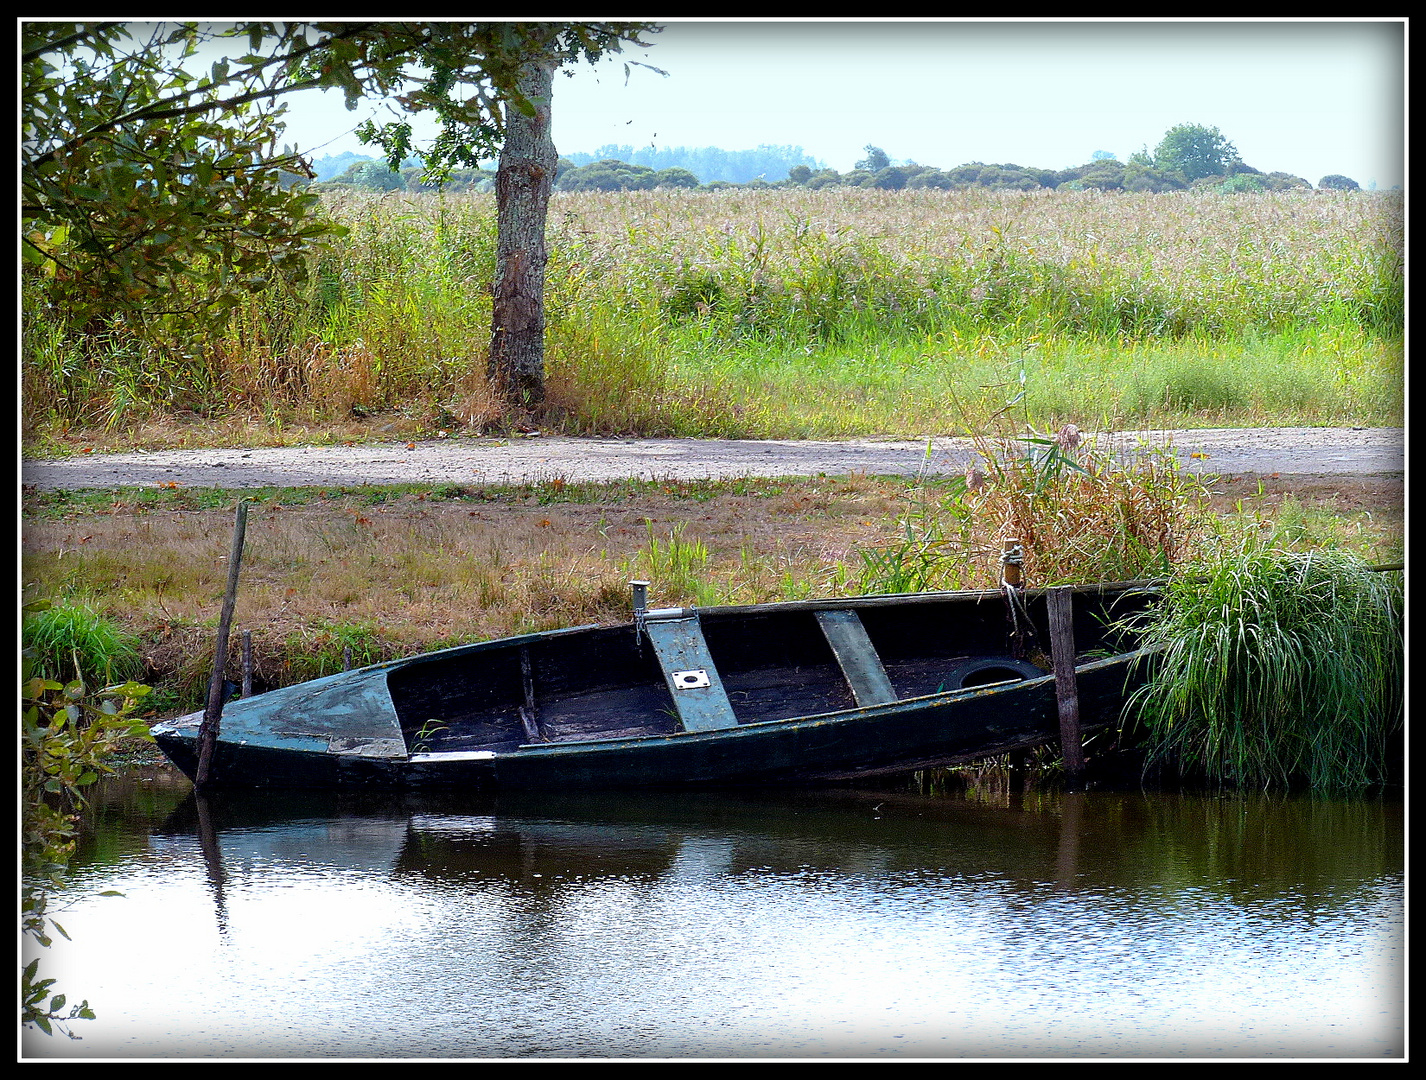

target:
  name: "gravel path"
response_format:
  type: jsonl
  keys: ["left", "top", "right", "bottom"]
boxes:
{"left": 20, "top": 427, "right": 1404, "bottom": 491}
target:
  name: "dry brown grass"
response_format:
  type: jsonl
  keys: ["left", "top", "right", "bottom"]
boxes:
{"left": 21, "top": 477, "right": 898, "bottom": 704}
{"left": 971, "top": 435, "right": 1214, "bottom": 584}
{"left": 22, "top": 462, "right": 1400, "bottom": 713}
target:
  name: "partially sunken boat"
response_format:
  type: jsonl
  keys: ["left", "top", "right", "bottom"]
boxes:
{"left": 151, "top": 581, "right": 1157, "bottom": 790}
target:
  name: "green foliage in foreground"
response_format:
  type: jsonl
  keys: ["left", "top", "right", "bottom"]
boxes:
{"left": 22, "top": 601, "right": 145, "bottom": 690}
{"left": 22, "top": 612, "right": 154, "bottom": 1038}
{"left": 1121, "top": 549, "right": 1404, "bottom": 791}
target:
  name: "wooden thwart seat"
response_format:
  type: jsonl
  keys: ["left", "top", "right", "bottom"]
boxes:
{"left": 643, "top": 608, "right": 901, "bottom": 733}
{"left": 815, "top": 609, "right": 899, "bottom": 707}
{"left": 642, "top": 613, "right": 741, "bottom": 732}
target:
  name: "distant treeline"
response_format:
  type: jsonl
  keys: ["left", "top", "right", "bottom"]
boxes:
{"left": 308, "top": 141, "right": 1365, "bottom": 196}
{"left": 306, "top": 143, "right": 821, "bottom": 194}
{"left": 551, "top": 156, "right": 1323, "bottom": 195}
{"left": 561, "top": 144, "right": 820, "bottom": 185}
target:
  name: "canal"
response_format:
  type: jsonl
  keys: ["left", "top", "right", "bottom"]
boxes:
{"left": 23, "top": 769, "right": 1403, "bottom": 1059}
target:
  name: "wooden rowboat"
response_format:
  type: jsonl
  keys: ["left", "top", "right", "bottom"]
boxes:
{"left": 151, "top": 581, "right": 1158, "bottom": 790}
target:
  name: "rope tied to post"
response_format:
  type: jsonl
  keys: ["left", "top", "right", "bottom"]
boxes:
{"left": 1000, "top": 539, "right": 1035, "bottom": 658}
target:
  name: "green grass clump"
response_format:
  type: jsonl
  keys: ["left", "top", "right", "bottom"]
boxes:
{"left": 288, "top": 620, "right": 391, "bottom": 681}
{"left": 22, "top": 600, "right": 145, "bottom": 690}
{"left": 1122, "top": 549, "right": 1403, "bottom": 791}
{"left": 626, "top": 521, "right": 720, "bottom": 606}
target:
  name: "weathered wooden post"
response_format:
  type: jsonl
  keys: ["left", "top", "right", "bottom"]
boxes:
{"left": 1001, "top": 539, "right": 1031, "bottom": 659}
{"left": 195, "top": 500, "right": 248, "bottom": 790}
{"left": 999, "top": 539, "right": 1023, "bottom": 588}
{"left": 1047, "top": 585, "right": 1085, "bottom": 789}
{"left": 241, "top": 629, "right": 253, "bottom": 699}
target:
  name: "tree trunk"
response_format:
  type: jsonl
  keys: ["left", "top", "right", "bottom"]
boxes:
{"left": 488, "top": 55, "right": 557, "bottom": 412}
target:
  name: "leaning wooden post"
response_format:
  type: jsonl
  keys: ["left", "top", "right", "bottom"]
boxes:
{"left": 195, "top": 500, "right": 248, "bottom": 790}
{"left": 1047, "top": 585, "right": 1085, "bottom": 789}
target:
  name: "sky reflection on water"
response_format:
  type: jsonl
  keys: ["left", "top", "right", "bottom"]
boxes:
{"left": 24, "top": 780, "right": 1403, "bottom": 1060}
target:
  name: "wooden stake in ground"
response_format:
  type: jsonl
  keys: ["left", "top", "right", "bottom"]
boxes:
{"left": 195, "top": 501, "right": 248, "bottom": 790}
{"left": 241, "top": 629, "right": 253, "bottom": 699}
{"left": 1047, "top": 585, "right": 1086, "bottom": 789}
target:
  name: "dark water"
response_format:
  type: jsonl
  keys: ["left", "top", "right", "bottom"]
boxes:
{"left": 24, "top": 770, "right": 1403, "bottom": 1060}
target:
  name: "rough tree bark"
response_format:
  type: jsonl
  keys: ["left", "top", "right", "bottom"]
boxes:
{"left": 488, "top": 54, "right": 558, "bottom": 412}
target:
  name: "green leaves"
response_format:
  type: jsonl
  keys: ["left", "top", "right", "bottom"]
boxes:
{"left": 21, "top": 644, "right": 153, "bottom": 1039}
{"left": 337, "top": 23, "right": 657, "bottom": 189}
{"left": 22, "top": 958, "right": 94, "bottom": 1039}
{"left": 23, "top": 21, "right": 658, "bottom": 328}
{"left": 1153, "top": 123, "right": 1240, "bottom": 183}
{"left": 23, "top": 23, "right": 340, "bottom": 324}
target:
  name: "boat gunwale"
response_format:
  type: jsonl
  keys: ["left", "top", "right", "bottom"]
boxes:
{"left": 359, "top": 578, "right": 1163, "bottom": 696}
{"left": 417, "top": 647, "right": 1160, "bottom": 759}
{"left": 156, "top": 580, "right": 1163, "bottom": 721}
{"left": 682, "top": 578, "right": 1163, "bottom": 621}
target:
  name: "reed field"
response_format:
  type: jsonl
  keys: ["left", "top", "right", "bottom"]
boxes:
{"left": 22, "top": 186, "right": 1403, "bottom": 449}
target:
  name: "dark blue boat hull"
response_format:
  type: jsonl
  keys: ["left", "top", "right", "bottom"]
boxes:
{"left": 153, "top": 582, "right": 1156, "bottom": 790}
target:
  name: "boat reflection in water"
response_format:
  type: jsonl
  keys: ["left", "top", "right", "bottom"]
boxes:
{"left": 30, "top": 779, "right": 1403, "bottom": 1059}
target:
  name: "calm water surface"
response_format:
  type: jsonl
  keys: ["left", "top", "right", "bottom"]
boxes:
{"left": 24, "top": 770, "right": 1403, "bottom": 1060}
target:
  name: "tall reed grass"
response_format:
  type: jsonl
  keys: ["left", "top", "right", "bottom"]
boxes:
{"left": 21, "top": 600, "right": 145, "bottom": 690}
{"left": 1121, "top": 549, "right": 1404, "bottom": 791}
{"left": 857, "top": 422, "right": 1217, "bottom": 594}
{"left": 22, "top": 187, "right": 1402, "bottom": 444}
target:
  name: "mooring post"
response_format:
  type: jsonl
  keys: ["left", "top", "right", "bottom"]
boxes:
{"left": 241, "top": 629, "right": 253, "bottom": 699}
{"left": 195, "top": 500, "right": 248, "bottom": 791}
{"left": 1000, "top": 539, "right": 1030, "bottom": 659}
{"left": 1047, "top": 585, "right": 1085, "bottom": 789}
{"left": 999, "top": 539, "right": 1023, "bottom": 588}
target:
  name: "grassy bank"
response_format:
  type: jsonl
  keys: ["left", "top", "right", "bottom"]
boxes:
{"left": 21, "top": 458, "right": 1403, "bottom": 721}
{"left": 22, "top": 187, "right": 1403, "bottom": 452}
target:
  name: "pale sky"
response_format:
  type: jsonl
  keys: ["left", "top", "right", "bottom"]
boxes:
{"left": 275, "top": 19, "right": 1405, "bottom": 188}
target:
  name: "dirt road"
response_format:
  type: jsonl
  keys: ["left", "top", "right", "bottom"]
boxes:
{"left": 20, "top": 427, "right": 1404, "bottom": 492}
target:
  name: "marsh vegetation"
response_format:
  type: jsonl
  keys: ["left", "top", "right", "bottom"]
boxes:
{"left": 23, "top": 187, "right": 1402, "bottom": 452}
{"left": 1122, "top": 548, "right": 1403, "bottom": 791}
{"left": 21, "top": 186, "right": 1404, "bottom": 791}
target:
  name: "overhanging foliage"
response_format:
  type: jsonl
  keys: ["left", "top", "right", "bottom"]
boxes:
{"left": 21, "top": 21, "right": 659, "bottom": 326}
